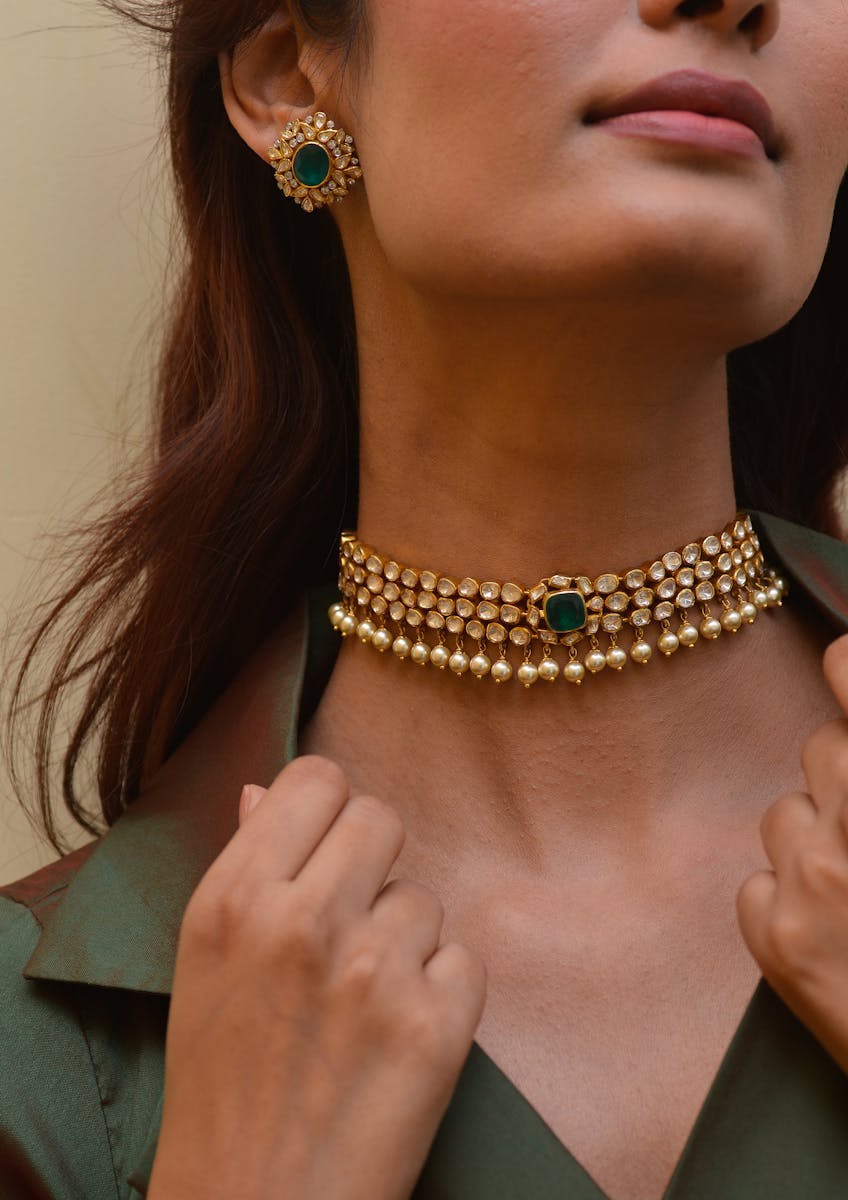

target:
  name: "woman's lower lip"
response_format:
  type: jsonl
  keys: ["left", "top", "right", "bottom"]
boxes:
{"left": 592, "top": 109, "right": 767, "bottom": 160}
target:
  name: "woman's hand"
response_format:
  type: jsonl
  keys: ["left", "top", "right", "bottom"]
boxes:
{"left": 737, "top": 631, "right": 848, "bottom": 1075}
{"left": 147, "top": 754, "right": 487, "bottom": 1200}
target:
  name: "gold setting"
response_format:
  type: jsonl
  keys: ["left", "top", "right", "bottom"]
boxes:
{"left": 268, "top": 111, "right": 363, "bottom": 213}
{"left": 328, "top": 512, "right": 789, "bottom": 687}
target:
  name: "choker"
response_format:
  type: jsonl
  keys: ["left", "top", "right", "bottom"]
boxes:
{"left": 327, "top": 511, "right": 787, "bottom": 686}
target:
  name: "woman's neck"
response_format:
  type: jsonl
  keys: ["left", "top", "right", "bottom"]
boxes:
{"left": 302, "top": 282, "right": 841, "bottom": 877}
{"left": 352, "top": 282, "right": 738, "bottom": 581}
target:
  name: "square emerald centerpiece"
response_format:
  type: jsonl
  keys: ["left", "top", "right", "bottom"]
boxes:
{"left": 543, "top": 589, "right": 587, "bottom": 634}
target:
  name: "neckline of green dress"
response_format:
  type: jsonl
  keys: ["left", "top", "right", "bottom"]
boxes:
{"left": 301, "top": 508, "right": 848, "bottom": 1200}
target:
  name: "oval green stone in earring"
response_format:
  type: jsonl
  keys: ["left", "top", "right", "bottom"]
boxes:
{"left": 292, "top": 142, "right": 332, "bottom": 188}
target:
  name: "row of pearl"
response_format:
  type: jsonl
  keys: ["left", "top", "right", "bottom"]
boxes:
{"left": 327, "top": 574, "right": 786, "bottom": 686}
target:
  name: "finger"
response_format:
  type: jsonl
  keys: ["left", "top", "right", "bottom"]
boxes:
{"left": 736, "top": 868, "right": 778, "bottom": 965}
{"left": 822, "top": 632, "right": 848, "bottom": 718}
{"left": 424, "top": 942, "right": 488, "bottom": 1039}
{"left": 214, "top": 755, "right": 351, "bottom": 885}
{"left": 370, "top": 878, "right": 444, "bottom": 965}
{"left": 759, "top": 791, "right": 817, "bottom": 874}
{"left": 800, "top": 718, "right": 848, "bottom": 825}
{"left": 298, "top": 792, "right": 406, "bottom": 916}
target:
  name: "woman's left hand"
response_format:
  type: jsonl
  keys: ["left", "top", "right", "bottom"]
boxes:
{"left": 737, "top": 630, "right": 848, "bottom": 1076}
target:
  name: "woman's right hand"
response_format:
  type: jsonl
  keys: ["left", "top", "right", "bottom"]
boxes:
{"left": 147, "top": 754, "right": 488, "bottom": 1200}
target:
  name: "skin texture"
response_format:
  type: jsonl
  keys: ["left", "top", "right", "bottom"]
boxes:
{"left": 217, "top": 3, "right": 848, "bottom": 1198}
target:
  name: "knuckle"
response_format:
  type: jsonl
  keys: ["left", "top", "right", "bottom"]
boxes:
{"left": 182, "top": 879, "right": 239, "bottom": 939}
{"left": 795, "top": 843, "right": 834, "bottom": 892}
{"left": 767, "top": 908, "right": 809, "bottom": 971}
{"left": 398, "top": 1002, "right": 444, "bottom": 1061}
{"left": 337, "top": 935, "right": 384, "bottom": 994}
{"left": 797, "top": 843, "right": 848, "bottom": 898}
{"left": 275, "top": 889, "right": 333, "bottom": 966}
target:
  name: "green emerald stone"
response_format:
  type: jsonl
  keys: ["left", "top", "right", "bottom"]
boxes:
{"left": 543, "top": 590, "right": 587, "bottom": 634}
{"left": 293, "top": 143, "right": 331, "bottom": 188}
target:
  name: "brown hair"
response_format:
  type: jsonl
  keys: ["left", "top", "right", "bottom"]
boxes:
{"left": 7, "top": 0, "right": 848, "bottom": 854}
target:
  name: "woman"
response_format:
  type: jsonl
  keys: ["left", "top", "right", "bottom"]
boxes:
{"left": 2, "top": 0, "right": 848, "bottom": 1197}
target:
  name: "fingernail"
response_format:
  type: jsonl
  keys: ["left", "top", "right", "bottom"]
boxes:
{"left": 239, "top": 784, "right": 264, "bottom": 820}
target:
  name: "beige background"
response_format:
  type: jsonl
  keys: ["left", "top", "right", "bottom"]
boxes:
{"left": 1, "top": 1, "right": 170, "bottom": 884}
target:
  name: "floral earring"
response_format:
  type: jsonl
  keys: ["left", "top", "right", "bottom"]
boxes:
{"left": 268, "top": 111, "right": 363, "bottom": 213}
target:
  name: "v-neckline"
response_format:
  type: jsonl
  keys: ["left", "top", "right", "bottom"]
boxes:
{"left": 464, "top": 975, "right": 766, "bottom": 1200}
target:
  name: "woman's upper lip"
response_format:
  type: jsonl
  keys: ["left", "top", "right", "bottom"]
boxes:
{"left": 584, "top": 67, "right": 780, "bottom": 160}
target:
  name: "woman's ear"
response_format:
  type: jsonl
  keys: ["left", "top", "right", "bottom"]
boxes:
{"left": 218, "top": 7, "right": 327, "bottom": 165}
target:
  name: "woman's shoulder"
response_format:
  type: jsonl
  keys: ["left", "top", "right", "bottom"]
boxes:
{"left": 0, "top": 847, "right": 168, "bottom": 1199}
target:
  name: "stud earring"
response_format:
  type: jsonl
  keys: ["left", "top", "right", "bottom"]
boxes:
{"left": 268, "top": 111, "right": 363, "bottom": 213}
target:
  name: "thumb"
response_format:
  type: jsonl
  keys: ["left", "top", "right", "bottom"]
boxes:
{"left": 238, "top": 783, "right": 267, "bottom": 824}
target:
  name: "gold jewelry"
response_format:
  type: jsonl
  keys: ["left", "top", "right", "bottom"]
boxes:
{"left": 268, "top": 111, "right": 362, "bottom": 213}
{"left": 327, "top": 512, "right": 788, "bottom": 686}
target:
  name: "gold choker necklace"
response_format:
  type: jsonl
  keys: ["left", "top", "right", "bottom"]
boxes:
{"left": 327, "top": 511, "right": 788, "bottom": 686}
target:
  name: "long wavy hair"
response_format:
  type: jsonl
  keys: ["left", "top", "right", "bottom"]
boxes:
{"left": 6, "top": 0, "right": 848, "bottom": 855}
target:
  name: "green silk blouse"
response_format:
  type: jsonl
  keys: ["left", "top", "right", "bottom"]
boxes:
{"left": 2, "top": 508, "right": 848, "bottom": 1199}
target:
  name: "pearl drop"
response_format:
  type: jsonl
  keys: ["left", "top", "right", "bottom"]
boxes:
{"left": 657, "top": 631, "right": 679, "bottom": 656}
{"left": 754, "top": 590, "right": 768, "bottom": 609}
{"left": 490, "top": 659, "right": 513, "bottom": 683}
{"left": 410, "top": 642, "right": 430, "bottom": 664}
{"left": 448, "top": 650, "right": 470, "bottom": 675}
{"left": 538, "top": 658, "right": 560, "bottom": 682}
{"left": 371, "top": 628, "right": 392, "bottom": 651}
{"left": 339, "top": 614, "right": 357, "bottom": 637}
{"left": 766, "top": 585, "right": 781, "bottom": 605}
{"left": 357, "top": 619, "right": 376, "bottom": 642}
{"left": 469, "top": 653, "right": 492, "bottom": 677}
{"left": 740, "top": 601, "right": 757, "bottom": 623}
{"left": 564, "top": 660, "right": 585, "bottom": 684}
{"left": 517, "top": 662, "right": 539, "bottom": 687}
{"left": 678, "top": 623, "right": 699, "bottom": 648}
{"left": 700, "top": 616, "right": 722, "bottom": 640}
{"left": 585, "top": 650, "right": 606, "bottom": 673}
{"left": 630, "top": 640, "right": 652, "bottom": 664}
{"left": 392, "top": 636, "right": 412, "bottom": 658}
{"left": 429, "top": 644, "right": 450, "bottom": 669}
{"left": 328, "top": 602, "right": 346, "bottom": 627}
{"left": 720, "top": 608, "right": 742, "bottom": 632}
{"left": 606, "top": 646, "right": 627, "bottom": 670}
